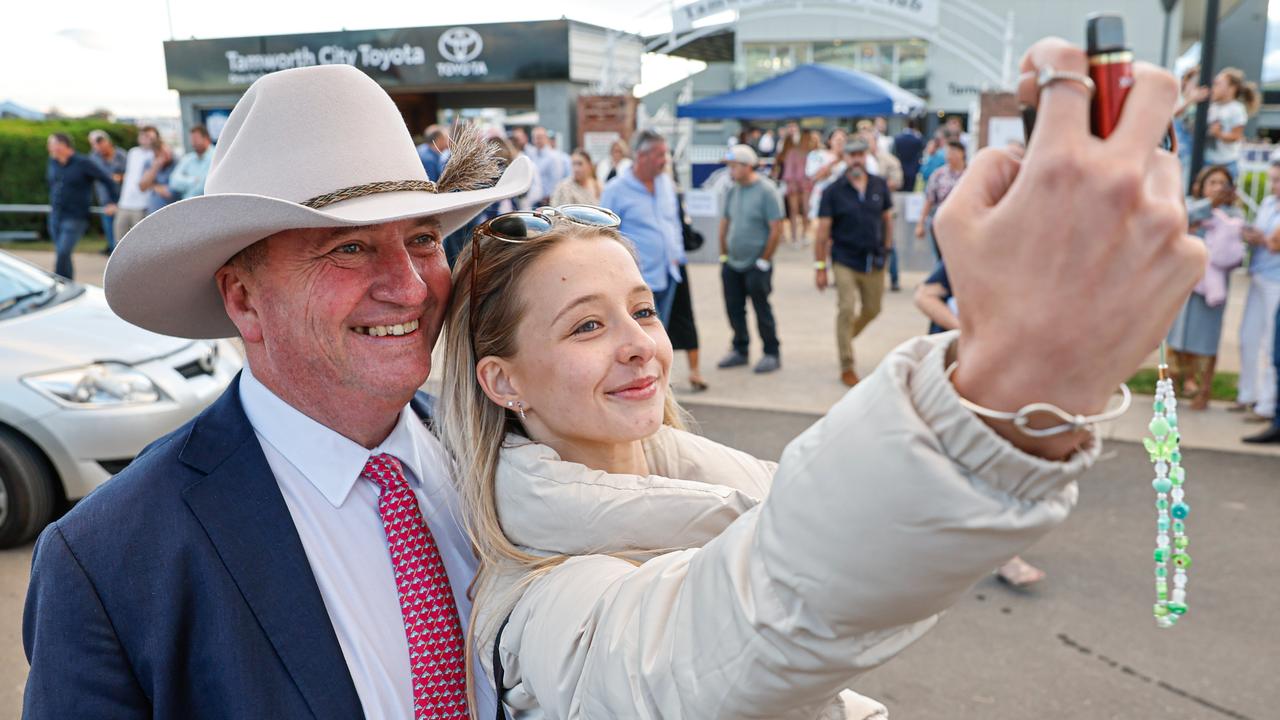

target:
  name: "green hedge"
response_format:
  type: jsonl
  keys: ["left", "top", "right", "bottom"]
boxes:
{"left": 0, "top": 119, "right": 138, "bottom": 234}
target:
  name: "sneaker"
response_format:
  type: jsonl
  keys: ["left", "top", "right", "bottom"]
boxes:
{"left": 753, "top": 354, "right": 781, "bottom": 373}
{"left": 889, "top": 283, "right": 901, "bottom": 292}
{"left": 717, "top": 350, "right": 749, "bottom": 369}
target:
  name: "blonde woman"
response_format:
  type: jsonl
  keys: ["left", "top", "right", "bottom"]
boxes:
{"left": 550, "top": 149, "right": 600, "bottom": 206}
{"left": 437, "top": 39, "right": 1201, "bottom": 719}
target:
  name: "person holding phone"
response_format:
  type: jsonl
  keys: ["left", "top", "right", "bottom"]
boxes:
{"left": 438, "top": 37, "right": 1205, "bottom": 718}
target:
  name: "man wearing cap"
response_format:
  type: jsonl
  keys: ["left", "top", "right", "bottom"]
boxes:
{"left": 23, "top": 65, "right": 532, "bottom": 720}
{"left": 815, "top": 137, "right": 893, "bottom": 387}
{"left": 717, "top": 144, "right": 784, "bottom": 374}
{"left": 88, "top": 129, "right": 126, "bottom": 252}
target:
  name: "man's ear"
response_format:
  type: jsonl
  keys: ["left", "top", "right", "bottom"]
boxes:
{"left": 475, "top": 355, "right": 523, "bottom": 410}
{"left": 215, "top": 263, "right": 263, "bottom": 344}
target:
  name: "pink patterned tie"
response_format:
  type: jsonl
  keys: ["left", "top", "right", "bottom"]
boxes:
{"left": 362, "top": 453, "right": 469, "bottom": 719}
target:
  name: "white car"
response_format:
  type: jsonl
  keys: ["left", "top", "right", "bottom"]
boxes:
{"left": 0, "top": 251, "right": 241, "bottom": 548}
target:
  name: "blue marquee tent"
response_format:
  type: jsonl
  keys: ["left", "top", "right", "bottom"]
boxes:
{"left": 676, "top": 64, "right": 925, "bottom": 120}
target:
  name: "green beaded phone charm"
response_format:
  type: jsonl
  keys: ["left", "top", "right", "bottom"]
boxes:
{"left": 1144, "top": 344, "right": 1189, "bottom": 627}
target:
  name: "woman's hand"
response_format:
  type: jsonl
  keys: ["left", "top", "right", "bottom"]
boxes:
{"left": 936, "top": 38, "right": 1205, "bottom": 460}
{"left": 1242, "top": 226, "right": 1264, "bottom": 246}
{"left": 914, "top": 222, "right": 925, "bottom": 239}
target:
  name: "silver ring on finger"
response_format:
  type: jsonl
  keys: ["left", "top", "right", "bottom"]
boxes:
{"left": 1037, "top": 65, "right": 1096, "bottom": 97}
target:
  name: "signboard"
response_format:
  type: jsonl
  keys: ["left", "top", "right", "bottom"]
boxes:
{"left": 683, "top": 188, "right": 720, "bottom": 218}
{"left": 673, "top": 0, "right": 940, "bottom": 32}
{"left": 165, "top": 21, "right": 572, "bottom": 93}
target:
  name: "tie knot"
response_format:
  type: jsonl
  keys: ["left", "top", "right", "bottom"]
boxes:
{"left": 361, "top": 453, "right": 407, "bottom": 492}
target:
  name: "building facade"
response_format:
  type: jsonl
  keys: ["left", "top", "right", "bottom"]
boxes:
{"left": 163, "top": 20, "right": 643, "bottom": 151}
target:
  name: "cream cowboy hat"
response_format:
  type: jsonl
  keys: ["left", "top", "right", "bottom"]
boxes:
{"left": 105, "top": 63, "right": 533, "bottom": 339}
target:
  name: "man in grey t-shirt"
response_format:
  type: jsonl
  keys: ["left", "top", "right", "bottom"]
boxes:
{"left": 717, "top": 144, "right": 784, "bottom": 373}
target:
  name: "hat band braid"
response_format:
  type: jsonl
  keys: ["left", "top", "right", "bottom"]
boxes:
{"left": 301, "top": 179, "right": 439, "bottom": 209}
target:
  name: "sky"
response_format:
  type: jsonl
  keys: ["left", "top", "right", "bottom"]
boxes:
{"left": 1, "top": 0, "right": 706, "bottom": 118}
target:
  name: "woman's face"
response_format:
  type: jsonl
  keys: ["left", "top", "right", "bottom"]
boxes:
{"left": 572, "top": 154, "right": 590, "bottom": 181}
{"left": 494, "top": 236, "right": 672, "bottom": 450}
{"left": 611, "top": 143, "right": 624, "bottom": 162}
{"left": 1202, "top": 171, "right": 1231, "bottom": 204}
{"left": 829, "top": 130, "right": 847, "bottom": 152}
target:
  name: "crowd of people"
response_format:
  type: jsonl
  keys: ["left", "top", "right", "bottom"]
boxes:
{"left": 44, "top": 124, "right": 215, "bottom": 280}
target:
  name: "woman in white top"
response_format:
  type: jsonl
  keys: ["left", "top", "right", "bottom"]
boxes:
{"left": 806, "top": 128, "right": 847, "bottom": 220}
{"left": 437, "top": 38, "right": 1204, "bottom": 719}
{"left": 1205, "top": 67, "right": 1260, "bottom": 180}
{"left": 550, "top": 149, "right": 601, "bottom": 206}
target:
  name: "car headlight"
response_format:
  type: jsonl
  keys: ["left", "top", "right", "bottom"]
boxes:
{"left": 23, "top": 362, "right": 167, "bottom": 408}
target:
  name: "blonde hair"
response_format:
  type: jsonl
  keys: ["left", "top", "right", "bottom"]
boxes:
{"left": 1219, "top": 67, "right": 1261, "bottom": 116}
{"left": 438, "top": 220, "right": 684, "bottom": 716}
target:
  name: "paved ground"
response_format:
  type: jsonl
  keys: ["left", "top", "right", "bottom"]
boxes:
{"left": 1, "top": 402, "right": 1274, "bottom": 718}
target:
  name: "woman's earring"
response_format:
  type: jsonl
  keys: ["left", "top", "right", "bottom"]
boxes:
{"left": 507, "top": 399, "right": 528, "bottom": 421}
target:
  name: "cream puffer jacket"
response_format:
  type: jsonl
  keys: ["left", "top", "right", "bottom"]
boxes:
{"left": 481, "top": 333, "right": 1099, "bottom": 719}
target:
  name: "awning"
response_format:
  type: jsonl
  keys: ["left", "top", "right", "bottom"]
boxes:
{"left": 677, "top": 63, "right": 925, "bottom": 120}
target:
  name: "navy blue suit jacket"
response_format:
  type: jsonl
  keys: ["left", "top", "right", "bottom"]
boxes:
{"left": 22, "top": 376, "right": 437, "bottom": 719}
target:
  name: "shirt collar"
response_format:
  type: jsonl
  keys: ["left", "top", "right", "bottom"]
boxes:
{"left": 238, "top": 364, "right": 427, "bottom": 508}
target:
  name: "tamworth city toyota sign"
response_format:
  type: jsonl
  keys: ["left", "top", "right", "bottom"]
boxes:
{"left": 164, "top": 21, "right": 573, "bottom": 92}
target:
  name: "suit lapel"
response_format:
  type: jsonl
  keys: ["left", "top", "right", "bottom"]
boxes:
{"left": 180, "top": 378, "right": 364, "bottom": 720}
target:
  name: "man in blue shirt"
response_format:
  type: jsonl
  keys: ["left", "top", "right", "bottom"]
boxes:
{"left": 599, "top": 129, "right": 684, "bottom": 324}
{"left": 168, "top": 125, "right": 215, "bottom": 199}
{"left": 892, "top": 118, "right": 925, "bottom": 192}
{"left": 532, "top": 126, "right": 571, "bottom": 206}
{"left": 815, "top": 138, "right": 893, "bottom": 387}
{"left": 46, "top": 133, "right": 118, "bottom": 279}
{"left": 417, "top": 125, "right": 450, "bottom": 181}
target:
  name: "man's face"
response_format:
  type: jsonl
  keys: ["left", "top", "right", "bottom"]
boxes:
{"left": 844, "top": 150, "right": 867, "bottom": 175}
{"left": 533, "top": 127, "right": 549, "bottom": 148}
{"left": 512, "top": 128, "right": 528, "bottom": 149}
{"left": 139, "top": 129, "right": 157, "bottom": 149}
{"left": 728, "top": 161, "right": 752, "bottom": 183}
{"left": 191, "top": 131, "right": 211, "bottom": 154}
{"left": 92, "top": 136, "right": 114, "bottom": 155}
{"left": 633, "top": 140, "right": 668, "bottom": 179}
{"left": 437, "top": 129, "right": 451, "bottom": 151}
{"left": 222, "top": 217, "right": 450, "bottom": 415}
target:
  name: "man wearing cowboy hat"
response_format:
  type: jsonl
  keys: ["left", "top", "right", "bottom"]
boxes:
{"left": 23, "top": 65, "right": 531, "bottom": 720}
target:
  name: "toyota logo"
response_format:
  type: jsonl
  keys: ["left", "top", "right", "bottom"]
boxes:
{"left": 438, "top": 27, "right": 483, "bottom": 63}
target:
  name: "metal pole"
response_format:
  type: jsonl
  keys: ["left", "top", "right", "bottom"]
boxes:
{"left": 1159, "top": 0, "right": 1179, "bottom": 67}
{"left": 1189, "top": 0, "right": 1219, "bottom": 193}
{"left": 1160, "top": 10, "right": 1172, "bottom": 67}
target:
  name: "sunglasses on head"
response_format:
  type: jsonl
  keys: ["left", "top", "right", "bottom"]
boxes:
{"left": 467, "top": 204, "right": 621, "bottom": 335}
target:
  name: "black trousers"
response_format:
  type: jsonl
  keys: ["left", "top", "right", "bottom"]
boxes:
{"left": 721, "top": 263, "right": 779, "bottom": 356}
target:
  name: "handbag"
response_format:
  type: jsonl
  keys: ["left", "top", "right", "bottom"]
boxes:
{"left": 676, "top": 193, "right": 704, "bottom": 252}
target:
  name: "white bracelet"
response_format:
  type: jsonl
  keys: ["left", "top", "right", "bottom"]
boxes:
{"left": 945, "top": 363, "right": 1132, "bottom": 438}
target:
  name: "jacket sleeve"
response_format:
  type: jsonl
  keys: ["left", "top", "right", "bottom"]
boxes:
{"left": 23, "top": 524, "right": 150, "bottom": 719}
{"left": 494, "top": 333, "right": 1095, "bottom": 719}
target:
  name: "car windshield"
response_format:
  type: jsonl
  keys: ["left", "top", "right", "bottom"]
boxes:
{"left": 0, "top": 253, "right": 61, "bottom": 316}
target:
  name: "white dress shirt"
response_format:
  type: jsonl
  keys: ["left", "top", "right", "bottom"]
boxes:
{"left": 238, "top": 366, "right": 496, "bottom": 720}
